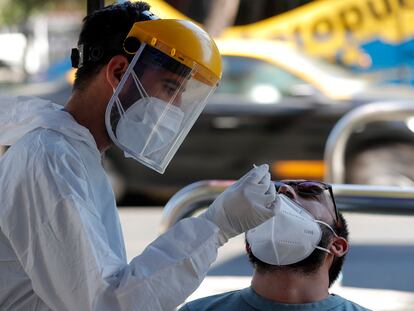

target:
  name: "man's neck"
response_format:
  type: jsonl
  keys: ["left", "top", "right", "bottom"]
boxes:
{"left": 64, "top": 86, "right": 111, "bottom": 153}
{"left": 251, "top": 268, "right": 330, "bottom": 304}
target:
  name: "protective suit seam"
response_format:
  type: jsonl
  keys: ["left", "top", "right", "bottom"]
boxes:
{"left": 5, "top": 197, "right": 79, "bottom": 268}
{"left": 48, "top": 132, "right": 101, "bottom": 211}
{"left": 22, "top": 195, "right": 95, "bottom": 261}
{"left": 36, "top": 138, "right": 102, "bottom": 219}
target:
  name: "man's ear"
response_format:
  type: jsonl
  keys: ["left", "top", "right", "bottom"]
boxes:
{"left": 106, "top": 55, "right": 129, "bottom": 90}
{"left": 330, "top": 237, "right": 348, "bottom": 257}
{"left": 245, "top": 243, "right": 251, "bottom": 254}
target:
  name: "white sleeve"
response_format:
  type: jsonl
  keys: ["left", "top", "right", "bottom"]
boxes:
{"left": 26, "top": 198, "right": 219, "bottom": 311}
{"left": 115, "top": 217, "right": 219, "bottom": 311}
{"left": 2, "top": 142, "right": 220, "bottom": 311}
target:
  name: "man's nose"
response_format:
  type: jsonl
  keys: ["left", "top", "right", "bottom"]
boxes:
{"left": 277, "top": 184, "right": 297, "bottom": 200}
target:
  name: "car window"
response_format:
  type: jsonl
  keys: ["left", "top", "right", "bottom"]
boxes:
{"left": 215, "top": 55, "right": 308, "bottom": 103}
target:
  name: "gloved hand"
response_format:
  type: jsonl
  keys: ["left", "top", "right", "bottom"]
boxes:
{"left": 199, "top": 164, "right": 277, "bottom": 246}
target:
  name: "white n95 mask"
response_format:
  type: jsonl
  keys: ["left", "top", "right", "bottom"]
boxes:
{"left": 246, "top": 194, "right": 336, "bottom": 266}
{"left": 115, "top": 97, "right": 184, "bottom": 163}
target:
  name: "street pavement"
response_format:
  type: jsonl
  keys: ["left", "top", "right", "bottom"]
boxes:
{"left": 119, "top": 208, "right": 414, "bottom": 311}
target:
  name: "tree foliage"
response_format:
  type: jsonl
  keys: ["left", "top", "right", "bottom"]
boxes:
{"left": 0, "top": 0, "right": 84, "bottom": 27}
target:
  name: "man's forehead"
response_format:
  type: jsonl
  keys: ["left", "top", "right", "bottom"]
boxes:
{"left": 302, "top": 196, "right": 334, "bottom": 223}
{"left": 144, "top": 65, "right": 187, "bottom": 82}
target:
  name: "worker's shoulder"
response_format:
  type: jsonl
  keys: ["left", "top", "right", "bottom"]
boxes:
{"left": 17, "top": 128, "right": 77, "bottom": 156}
{"left": 32, "top": 127, "right": 73, "bottom": 149}
{"left": 180, "top": 289, "right": 245, "bottom": 311}
{"left": 7, "top": 128, "right": 82, "bottom": 172}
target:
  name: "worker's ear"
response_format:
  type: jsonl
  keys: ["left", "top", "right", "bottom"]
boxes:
{"left": 106, "top": 55, "right": 129, "bottom": 90}
{"left": 330, "top": 236, "right": 348, "bottom": 257}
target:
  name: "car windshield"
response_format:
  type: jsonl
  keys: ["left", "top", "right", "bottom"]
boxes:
{"left": 303, "top": 55, "right": 356, "bottom": 79}
{"left": 215, "top": 56, "right": 307, "bottom": 104}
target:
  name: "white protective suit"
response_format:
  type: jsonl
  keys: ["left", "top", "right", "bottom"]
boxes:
{"left": 0, "top": 96, "right": 220, "bottom": 311}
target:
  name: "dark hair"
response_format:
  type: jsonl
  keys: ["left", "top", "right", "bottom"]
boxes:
{"left": 246, "top": 212, "right": 349, "bottom": 287}
{"left": 328, "top": 213, "right": 348, "bottom": 286}
{"left": 73, "top": 1, "right": 151, "bottom": 90}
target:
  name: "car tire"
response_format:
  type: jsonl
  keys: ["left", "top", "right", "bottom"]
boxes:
{"left": 346, "top": 143, "right": 414, "bottom": 186}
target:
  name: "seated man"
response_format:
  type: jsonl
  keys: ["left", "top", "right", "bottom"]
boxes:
{"left": 180, "top": 180, "right": 371, "bottom": 311}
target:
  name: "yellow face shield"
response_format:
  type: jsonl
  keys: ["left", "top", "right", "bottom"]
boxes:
{"left": 105, "top": 19, "right": 222, "bottom": 173}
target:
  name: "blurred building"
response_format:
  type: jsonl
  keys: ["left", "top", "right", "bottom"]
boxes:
{"left": 0, "top": 11, "right": 81, "bottom": 84}
{"left": 166, "top": 0, "right": 313, "bottom": 25}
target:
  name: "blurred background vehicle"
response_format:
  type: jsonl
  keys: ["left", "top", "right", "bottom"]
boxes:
{"left": 1, "top": 0, "right": 414, "bottom": 204}
{"left": 102, "top": 38, "right": 414, "bottom": 203}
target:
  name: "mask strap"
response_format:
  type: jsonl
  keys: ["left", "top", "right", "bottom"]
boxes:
{"left": 110, "top": 85, "right": 126, "bottom": 117}
{"left": 125, "top": 42, "right": 150, "bottom": 100}
{"left": 115, "top": 97, "right": 125, "bottom": 116}
{"left": 131, "top": 70, "right": 150, "bottom": 99}
{"left": 315, "top": 246, "right": 332, "bottom": 254}
{"left": 315, "top": 220, "right": 339, "bottom": 255}
{"left": 315, "top": 220, "right": 338, "bottom": 237}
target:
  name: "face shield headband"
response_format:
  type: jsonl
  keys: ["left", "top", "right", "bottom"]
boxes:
{"left": 71, "top": 10, "right": 159, "bottom": 69}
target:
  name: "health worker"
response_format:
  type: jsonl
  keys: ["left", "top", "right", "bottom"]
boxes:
{"left": 0, "top": 2, "right": 276, "bottom": 311}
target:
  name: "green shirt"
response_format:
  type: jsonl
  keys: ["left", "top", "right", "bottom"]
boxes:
{"left": 179, "top": 287, "right": 372, "bottom": 311}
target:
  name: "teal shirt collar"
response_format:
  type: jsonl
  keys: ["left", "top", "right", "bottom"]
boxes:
{"left": 241, "top": 287, "right": 345, "bottom": 310}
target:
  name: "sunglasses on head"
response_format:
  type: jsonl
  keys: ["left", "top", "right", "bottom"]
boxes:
{"left": 274, "top": 180, "right": 339, "bottom": 226}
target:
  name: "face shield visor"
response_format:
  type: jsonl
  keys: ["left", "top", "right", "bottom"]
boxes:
{"left": 106, "top": 42, "right": 218, "bottom": 173}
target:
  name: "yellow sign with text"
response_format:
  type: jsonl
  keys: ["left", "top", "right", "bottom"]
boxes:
{"left": 221, "top": 0, "right": 414, "bottom": 66}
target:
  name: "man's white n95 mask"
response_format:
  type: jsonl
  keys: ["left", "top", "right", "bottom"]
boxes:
{"left": 246, "top": 194, "right": 336, "bottom": 266}
{"left": 116, "top": 97, "right": 184, "bottom": 163}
